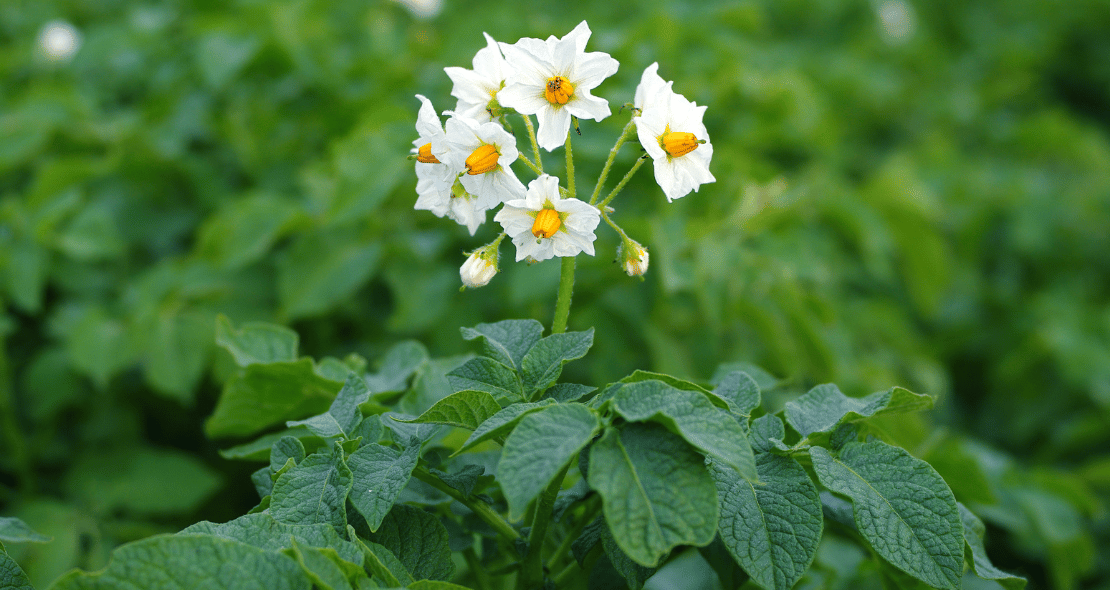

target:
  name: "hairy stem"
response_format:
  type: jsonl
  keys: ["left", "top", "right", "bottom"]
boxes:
{"left": 545, "top": 494, "right": 602, "bottom": 572}
{"left": 551, "top": 256, "right": 576, "bottom": 335}
{"left": 517, "top": 462, "right": 572, "bottom": 590}
{"left": 522, "top": 114, "right": 543, "bottom": 173}
{"left": 598, "top": 155, "right": 648, "bottom": 210}
{"left": 412, "top": 467, "right": 519, "bottom": 543}
{"left": 463, "top": 546, "right": 493, "bottom": 590}
{"left": 590, "top": 118, "right": 637, "bottom": 206}
{"left": 517, "top": 153, "right": 543, "bottom": 176}
{"left": 565, "top": 128, "right": 576, "bottom": 199}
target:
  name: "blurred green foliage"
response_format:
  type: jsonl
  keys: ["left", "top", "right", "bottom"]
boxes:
{"left": 1, "top": 0, "right": 1109, "bottom": 588}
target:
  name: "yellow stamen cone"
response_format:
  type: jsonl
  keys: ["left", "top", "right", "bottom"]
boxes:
{"left": 660, "top": 132, "right": 700, "bottom": 158}
{"left": 544, "top": 76, "right": 575, "bottom": 105}
{"left": 531, "top": 208, "right": 562, "bottom": 238}
{"left": 465, "top": 144, "right": 500, "bottom": 175}
{"left": 417, "top": 143, "right": 440, "bottom": 164}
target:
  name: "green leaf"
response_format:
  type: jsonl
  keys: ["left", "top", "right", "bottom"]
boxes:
{"left": 617, "top": 371, "right": 730, "bottom": 409}
{"left": 49, "top": 534, "right": 310, "bottom": 590}
{"left": 62, "top": 306, "right": 135, "bottom": 389}
{"left": 958, "top": 503, "right": 1027, "bottom": 590}
{"left": 428, "top": 465, "right": 485, "bottom": 498}
{"left": 351, "top": 415, "right": 384, "bottom": 447}
{"left": 712, "top": 371, "right": 761, "bottom": 416}
{"left": 498, "top": 404, "right": 601, "bottom": 520}
{"left": 0, "top": 518, "right": 51, "bottom": 544}
{"left": 63, "top": 447, "right": 221, "bottom": 516}
{"left": 277, "top": 230, "right": 381, "bottom": 321}
{"left": 195, "top": 192, "right": 301, "bottom": 269}
{"left": 271, "top": 444, "right": 353, "bottom": 532}
{"left": 286, "top": 374, "right": 371, "bottom": 438}
{"left": 270, "top": 436, "right": 307, "bottom": 473}
{"left": 219, "top": 428, "right": 322, "bottom": 462}
{"left": 749, "top": 414, "right": 786, "bottom": 454}
{"left": 143, "top": 306, "right": 214, "bottom": 403}
{"left": 542, "top": 383, "right": 597, "bottom": 403}
{"left": 521, "top": 329, "right": 595, "bottom": 396}
{"left": 367, "top": 504, "right": 454, "bottom": 581}
{"left": 394, "top": 390, "right": 501, "bottom": 430}
{"left": 460, "top": 319, "right": 544, "bottom": 372}
{"left": 599, "top": 522, "right": 657, "bottom": 590}
{"left": 572, "top": 517, "right": 605, "bottom": 566}
{"left": 206, "top": 359, "right": 342, "bottom": 438}
{"left": 347, "top": 443, "right": 420, "bottom": 532}
{"left": 252, "top": 467, "right": 274, "bottom": 498}
{"left": 182, "top": 513, "right": 362, "bottom": 566}
{"left": 407, "top": 582, "right": 475, "bottom": 590}
{"left": 351, "top": 535, "right": 413, "bottom": 587}
{"left": 588, "top": 423, "right": 718, "bottom": 567}
{"left": 785, "top": 384, "right": 934, "bottom": 438}
{"left": 365, "top": 341, "right": 429, "bottom": 394}
{"left": 0, "top": 551, "right": 34, "bottom": 590}
{"left": 453, "top": 399, "right": 559, "bottom": 455}
{"left": 710, "top": 452, "right": 823, "bottom": 590}
{"left": 446, "top": 357, "right": 522, "bottom": 402}
{"left": 611, "top": 380, "right": 756, "bottom": 481}
{"left": 215, "top": 314, "right": 299, "bottom": 366}
{"left": 810, "top": 442, "right": 962, "bottom": 590}
{"left": 287, "top": 538, "right": 355, "bottom": 590}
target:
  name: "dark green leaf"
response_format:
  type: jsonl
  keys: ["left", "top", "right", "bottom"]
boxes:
{"left": 785, "top": 384, "right": 933, "bottom": 439}
{"left": 215, "top": 314, "right": 299, "bottom": 367}
{"left": 365, "top": 341, "right": 429, "bottom": 394}
{"left": 498, "top": 403, "right": 600, "bottom": 519}
{"left": 395, "top": 390, "right": 501, "bottom": 430}
{"left": 429, "top": 465, "right": 485, "bottom": 498}
{"left": 521, "top": 329, "right": 595, "bottom": 396}
{"left": 182, "top": 513, "right": 363, "bottom": 571}
{"left": 572, "top": 517, "right": 605, "bottom": 566}
{"left": 271, "top": 445, "right": 353, "bottom": 532}
{"left": 206, "top": 359, "right": 342, "bottom": 438}
{"left": 600, "top": 522, "right": 657, "bottom": 590}
{"left": 959, "top": 503, "right": 1027, "bottom": 590}
{"left": 350, "top": 534, "right": 414, "bottom": 588}
{"left": 367, "top": 504, "right": 454, "bottom": 581}
{"left": 270, "top": 436, "right": 307, "bottom": 474}
{"left": 453, "top": 398, "right": 558, "bottom": 455}
{"left": 460, "top": 319, "right": 544, "bottom": 372}
{"left": 712, "top": 371, "right": 761, "bottom": 416}
{"left": 286, "top": 538, "right": 355, "bottom": 590}
{"left": 286, "top": 373, "right": 371, "bottom": 438}
{"left": 0, "top": 551, "right": 33, "bottom": 590}
{"left": 347, "top": 443, "right": 420, "bottom": 532}
{"left": 810, "top": 442, "right": 962, "bottom": 590}
{"left": 446, "top": 357, "right": 522, "bottom": 402}
{"left": 749, "top": 415, "right": 786, "bottom": 454}
{"left": 64, "top": 447, "right": 222, "bottom": 516}
{"left": 588, "top": 423, "right": 718, "bottom": 567}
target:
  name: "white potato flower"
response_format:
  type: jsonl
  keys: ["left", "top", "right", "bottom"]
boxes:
{"left": 443, "top": 115, "right": 526, "bottom": 208}
{"left": 412, "top": 95, "right": 490, "bottom": 235}
{"left": 633, "top": 70, "right": 716, "bottom": 202}
{"left": 445, "top": 33, "right": 510, "bottom": 123}
{"left": 498, "top": 21, "right": 619, "bottom": 151}
{"left": 460, "top": 245, "right": 499, "bottom": 288}
{"left": 618, "top": 238, "right": 649, "bottom": 277}
{"left": 495, "top": 174, "right": 600, "bottom": 262}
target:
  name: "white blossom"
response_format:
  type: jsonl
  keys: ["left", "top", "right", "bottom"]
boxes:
{"left": 460, "top": 247, "right": 499, "bottom": 288}
{"left": 495, "top": 174, "right": 600, "bottom": 262}
{"left": 633, "top": 62, "right": 670, "bottom": 113}
{"left": 498, "top": 21, "right": 619, "bottom": 151}
{"left": 633, "top": 76, "right": 715, "bottom": 202}
{"left": 443, "top": 115, "right": 526, "bottom": 207}
{"left": 412, "top": 95, "right": 489, "bottom": 235}
{"left": 445, "top": 33, "right": 509, "bottom": 123}
{"left": 618, "top": 238, "right": 649, "bottom": 277}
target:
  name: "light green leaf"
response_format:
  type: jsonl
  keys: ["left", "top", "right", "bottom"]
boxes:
{"left": 206, "top": 359, "right": 342, "bottom": 438}
{"left": 453, "top": 399, "right": 559, "bottom": 456}
{"left": 277, "top": 230, "right": 381, "bottom": 321}
{"left": 611, "top": 380, "right": 756, "bottom": 481}
{"left": 711, "top": 452, "right": 822, "bottom": 590}
{"left": 365, "top": 341, "right": 429, "bottom": 394}
{"left": 785, "top": 384, "right": 934, "bottom": 438}
{"left": 0, "top": 518, "right": 51, "bottom": 544}
{"left": 542, "top": 383, "right": 596, "bottom": 403}
{"left": 0, "top": 551, "right": 34, "bottom": 590}
{"left": 215, "top": 314, "right": 299, "bottom": 367}
{"left": 958, "top": 503, "right": 1027, "bottom": 590}
{"left": 588, "top": 423, "right": 718, "bottom": 567}
{"left": 521, "top": 329, "right": 595, "bottom": 396}
{"left": 446, "top": 357, "right": 522, "bottom": 402}
{"left": 810, "top": 442, "right": 962, "bottom": 590}
{"left": 395, "top": 390, "right": 501, "bottom": 430}
{"left": 712, "top": 371, "right": 761, "bottom": 416}
{"left": 195, "top": 192, "right": 301, "bottom": 269}
{"left": 286, "top": 373, "right": 371, "bottom": 438}
{"left": 347, "top": 443, "right": 420, "bottom": 532}
{"left": 219, "top": 428, "right": 322, "bottom": 462}
{"left": 287, "top": 539, "right": 355, "bottom": 590}
{"left": 460, "top": 319, "right": 544, "bottom": 372}
{"left": 182, "top": 513, "right": 362, "bottom": 566}
{"left": 143, "top": 306, "right": 214, "bottom": 403}
{"left": 498, "top": 404, "right": 600, "bottom": 520}
{"left": 270, "top": 436, "right": 307, "bottom": 473}
{"left": 49, "top": 534, "right": 310, "bottom": 590}
{"left": 351, "top": 535, "right": 413, "bottom": 587}
{"left": 271, "top": 445, "right": 353, "bottom": 532}
{"left": 63, "top": 447, "right": 221, "bottom": 516}
{"left": 368, "top": 504, "right": 454, "bottom": 581}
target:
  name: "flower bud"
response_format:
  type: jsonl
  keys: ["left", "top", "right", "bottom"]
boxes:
{"left": 460, "top": 244, "right": 500, "bottom": 288}
{"left": 618, "top": 238, "right": 649, "bottom": 277}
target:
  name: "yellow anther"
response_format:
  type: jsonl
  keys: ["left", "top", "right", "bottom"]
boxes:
{"left": 465, "top": 144, "right": 500, "bottom": 175}
{"left": 417, "top": 143, "right": 440, "bottom": 164}
{"left": 660, "top": 131, "right": 700, "bottom": 158}
{"left": 531, "top": 208, "right": 562, "bottom": 238}
{"left": 544, "top": 76, "right": 575, "bottom": 105}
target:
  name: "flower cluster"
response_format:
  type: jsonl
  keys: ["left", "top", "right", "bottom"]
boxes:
{"left": 411, "top": 22, "right": 714, "bottom": 287}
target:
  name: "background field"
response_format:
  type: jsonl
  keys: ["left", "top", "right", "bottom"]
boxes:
{"left": 2, "top": 0, "right": 1110, "bottom": 588}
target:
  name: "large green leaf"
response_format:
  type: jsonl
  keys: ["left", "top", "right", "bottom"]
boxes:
{"left": 460, "top": 319, "right": 544, "bottom": 372}
{"left": 446, "top": 357, "right": 523, "bottom": 402}
{"left": 286, "top": 539, "right": 357, "bottom": 590}
{"left": 286, "top": 373, "right": 371, "bottom": 438}
{"left": 347, "top": 443, "right": 420, "bottom": 532}
{"left": 206, "top": 359, "right": 342, "bottom": 438}
{"left": 351, "top": 536, "right": 413, "bottom": 587}
{"left": 394, "top": 390, "right": 501, "bottom": 430}
{"left": 712, "top": 371, "right": 761, "bottom": 416}
{"left": 497, "top": 403, "right": 600, "bottom": 520}
{"left": 365, "top": 341, "right": 429, "bottom": 394}
{"left": 710, "top": 448, "right": 822, "bottom": 590}
{"left": 958, "top": 503, "right": 1027, "bottom": 590}
{"left": 0, "top": 551, "right": 33, "bottom": 590}
{"left": 367, "top": 504, "right": 454, "bottom": 581}
{"left": 48, "top": 534, "right": 310, "bottom": 590}
{"left": 0, "top": 518, "right": 51, "bottom": 544}
{"left": 588, "top": 423, "right": 718, "bottom": 567}
{"left": 215, "top": 314, "right": 299, "bottom": 367}
{"left": 182, "top": 513, "right": 363, "bottom": 566}
{"left": 785, "top": 384, "right": 933, "bottom": 439}
{"left": 810, "top": 442, "right": 962, "bottom": 590}
{"left": 611, "top": 380, "right": 756, "bottom": 481}
{"left": 271, "top": 445, "right": 353, "bottom": 532}
{"left": 520, "top": 329, "right": 594, "bottom": 397}
{"left": 453, "top": 398, "right": 558, "bottom": 455}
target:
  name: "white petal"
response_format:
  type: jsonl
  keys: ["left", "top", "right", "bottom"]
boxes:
{"left": 514, "top": 232, "right": 554, "bottom": 262}
{"left": 498, "top": 83, "right": 547, "bottom": 115}
{"left": 571, "top": 52, "right": 619, "bottom": 90}
{"left": 495, "top": 205, "right": 536, "bottom": 236}
{"left": 563, "top": 21, "right": 592, "bottom": 54}
{"left": 565, "top": 90, "right": 610, "bottom": 122}
{"left": 415, "top": 94, "right": 443, "bottom": 140}
{"left": 536, "top": 107, "right": 571, "bottom": 151}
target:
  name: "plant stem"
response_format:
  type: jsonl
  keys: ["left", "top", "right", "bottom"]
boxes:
{"left": 590, "top": 118, "right": 637, "bottom": 206}
{"left": 463, "top": 546, "right": 493, "bottom": 590}
{"left": 598, "top": 155, "right": 648, "bottom": 210}
{"left": 412, "top": 467, "right": 520, "bottom": 543}
{"left": 517, "top": 153, "right": 543, "bottom": 176}
{"left": 522, "top": 114, "right": 543, "bottom": 173}
{"left": 545, "top": 494, "right": 602, "bottom": 572}
{"left": 517, "top": 462, "right": 571, "bottom": 590}
{"left": 600, "top": 211, "right": 630, "bottom": 242}
{"left": 551, "top": 256, "right": 576, "bottom": 335}
{"left": 565, "top": 128, "right": 576, "bottom": 199}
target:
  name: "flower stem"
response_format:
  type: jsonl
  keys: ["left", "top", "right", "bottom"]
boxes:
{"left": 517, "top": 153, "right": 543, "bottom": 176}
{"left": 551, "top": 256, "right": 576, "bottom": 335}
{"left": 517, "top": 462, "right": 571, "bottom": 590}
{"left": 565, "top": 127, "right": 576, "bottom": 199}
{"left": 598, "top": 155, "right": 648, "bottom": 210}
{"left": 522, "top": 114, "right": 543, "bottom": 173}
{"left": 463, "top": 547, "right": 493, "bottom": 590}
{"left": 589, "top": 118, "right": 637, "bottom": 206}
{"left": 412, "top": 467, "right": 519, "bottom": 543}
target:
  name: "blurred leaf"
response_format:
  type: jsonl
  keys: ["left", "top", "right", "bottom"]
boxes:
{"left": 785, "top": 384, "right": 933, "bottom": 439}
{"left": 63, "top": 447, "right": 222, "bottom": 516}
{"left": 195, "top": 193, "right": 303, "bottom": 270}
{"left": 215, "top": 314, "right": 299, "bottom": 367}
{"left": 959, "top": 503, "right": 1027, "bottom": 590}
{"left": 0, "top": 519, "right": 51, "bottom": 544}
{"left": 286, "top": 374, "right": 371, "bottom": 439}
{"left": 277, "top": 229, "right": 381, "bottom": 321}
{"left": 206, "top": 359, "right": 341, "bottom": 439}
{"left": 365, "top": 341, "right": 428, "bottom": 395}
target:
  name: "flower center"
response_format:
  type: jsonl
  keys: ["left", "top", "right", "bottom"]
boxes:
{"left": 544, "top": 76, "right": 575, "bottom": 105}
{"left": 465, "top": 144, "right": 500, "bottom": 175}
{"left": 531, "top": 208, "right": 562, "bottom": 238}
{"left": 660, "top": 131, "right": 700, "bottom": 158}
{"left": 417, "top": 143, "right": 440, "bottom": 164}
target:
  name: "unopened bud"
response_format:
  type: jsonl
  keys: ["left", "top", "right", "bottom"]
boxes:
{"left": 460, "top": 245, "right": 500, "bottom": 288}
{"left": 618, "top": 239, "right": 649, "bottom": 277}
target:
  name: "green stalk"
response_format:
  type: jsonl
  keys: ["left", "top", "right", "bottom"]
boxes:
{"left": 463, "top": 546, "right": 493, "bottom": 590}
{"left": 545, "top": 494, "right": 602, "bottom": 572}
{"left": 516, "top": 462, "right": 572, "bottom": 590}
{"left": 565, "top": 128, "right": 576, "bottom": 199}
{"left": 517, "top": 153, "right": 543, "bottom": 176}
{"left": 412, "top": 467, "right": 519, "bottom": 543}
{"left": 598, "top": 155, "right": 648, "bottom": 210}
{"left": 522, "top": 114, "right": 543, "bottom": 173}
{"left": 551, "top": 256, "right": 576, "bottom": 335}
{"left": 589, "top": 118, "right": 637, "bottom": 206}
